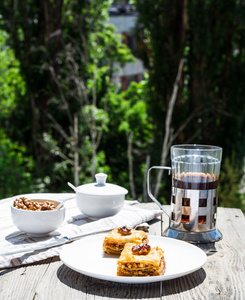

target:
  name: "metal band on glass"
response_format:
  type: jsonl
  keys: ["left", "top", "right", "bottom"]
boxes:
{"left": 170, "top": 187, "right": 218, "bottom": 233}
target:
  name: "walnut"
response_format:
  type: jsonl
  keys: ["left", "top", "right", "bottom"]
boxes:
{"left": 13, "top": 198, "right": 56, "bottom": 211}
{"left": 132, "top": 243, "right": 151, "bottom": 255}
{"left": 40, "top": 201, "right": 55, "bottom": 211}
{"left": 118, "top": 226, "right": 132, "bottom": 235}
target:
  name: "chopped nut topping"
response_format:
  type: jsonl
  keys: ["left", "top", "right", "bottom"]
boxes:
{"left": 118, "top": 226, "right": 132, "bottom": 235}
{"left": 132, "top": 243, "right": 151, "bottom": 255}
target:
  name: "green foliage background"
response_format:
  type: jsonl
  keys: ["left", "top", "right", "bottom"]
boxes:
{"left": 0, "top": 0, "right": 244, "bottom": 211}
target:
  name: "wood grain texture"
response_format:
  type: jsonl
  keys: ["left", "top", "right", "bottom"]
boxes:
{"left": 0, "top": 205, "right": 244, "bottom": 300}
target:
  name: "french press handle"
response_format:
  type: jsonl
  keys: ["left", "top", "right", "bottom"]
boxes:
{"left": 147, "top": 166, "right": 171, "bottom": 218}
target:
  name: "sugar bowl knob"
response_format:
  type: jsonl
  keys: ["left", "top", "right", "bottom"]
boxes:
{"left": 95, "top": 173, "right": 108, "bottom": 186}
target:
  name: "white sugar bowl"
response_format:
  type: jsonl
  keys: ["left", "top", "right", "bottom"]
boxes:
{"left": 70, "top": 173, "right": 128, "bottom": 219}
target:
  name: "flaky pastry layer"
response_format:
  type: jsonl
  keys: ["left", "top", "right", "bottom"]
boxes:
{"left": 117, "top": 243, "right": 166, "bottom": 277}
{"left": 103, "top": 228, "right": 148, "bottom": 255}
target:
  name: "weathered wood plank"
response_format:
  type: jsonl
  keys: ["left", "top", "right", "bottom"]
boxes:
{"left": 0, "top": 257, "right": 58, "bottom": 300}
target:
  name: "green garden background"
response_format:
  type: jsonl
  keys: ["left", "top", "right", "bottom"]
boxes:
{"left": 0, "top": 0, "right": 245, "bottom": 211}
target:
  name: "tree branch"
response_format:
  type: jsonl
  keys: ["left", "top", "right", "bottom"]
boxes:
{"left": 127, "top": 131, "right": 136, "bottom": 199}
{"left": 153, "top": 58, "right": 186, "bottom": 198}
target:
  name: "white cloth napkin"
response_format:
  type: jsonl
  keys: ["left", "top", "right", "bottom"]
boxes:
{"left": 0, "top": 193, "right": 162, "bottom": 268}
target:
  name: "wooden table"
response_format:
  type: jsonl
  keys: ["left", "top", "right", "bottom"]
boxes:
{"left": 0, "top": 203, "right": 244, "bottom": 300}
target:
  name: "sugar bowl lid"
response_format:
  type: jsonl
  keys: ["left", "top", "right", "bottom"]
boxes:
{"left": 76, "top": 173, "right": 128, "bottom": 196}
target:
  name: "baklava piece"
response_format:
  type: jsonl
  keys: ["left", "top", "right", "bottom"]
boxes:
{"left": 117, "top": 243, "right": 166, "bottom": 277}
{"left": 103, "top": 226, "right": 149, "bottom": 255}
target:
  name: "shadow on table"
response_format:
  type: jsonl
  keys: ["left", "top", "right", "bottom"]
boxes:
{"left": 161, "top": 268, "right": 206, "bottom": 297}
{"left": 196, "top": 243, "right": 218, "bottom": 256}
{"left": 57, "top": 264, "right": 206, "bottom": 298}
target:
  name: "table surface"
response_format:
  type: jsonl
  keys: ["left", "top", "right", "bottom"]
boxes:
{"left": 0, "top": 202, "right": 245, "bottom": 300}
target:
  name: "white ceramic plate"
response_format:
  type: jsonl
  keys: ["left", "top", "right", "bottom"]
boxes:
{"left": 60, "top": 234, "right": 207, "bottom": 284}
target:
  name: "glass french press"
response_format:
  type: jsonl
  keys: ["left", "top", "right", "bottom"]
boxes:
{"left": 147, "top": 144, "right": 223, "bottom": 243}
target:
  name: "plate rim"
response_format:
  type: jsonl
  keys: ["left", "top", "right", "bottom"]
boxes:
{"left": 59, "top": 234, "right": 207, "bottom": 284}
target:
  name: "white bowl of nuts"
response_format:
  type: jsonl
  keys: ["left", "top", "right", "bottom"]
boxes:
{"left": 11, "top": 197, "right": 65, "bottom": 236}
